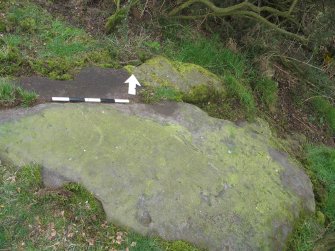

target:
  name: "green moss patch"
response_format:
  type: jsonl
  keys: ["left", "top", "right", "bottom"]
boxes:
{"left": 127, "top": 56, "right": 225, "bottom": 94}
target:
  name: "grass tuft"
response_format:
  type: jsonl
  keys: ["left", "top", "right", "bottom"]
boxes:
{"left": 310, "top": 97, "right": 335, "bottom": 133}
{"left": 307, "top": 145, "right": 335, "bottom": 222}
{"left": 288, "top": 144, "right": 335, "bottom": 250}
{"left": 164, "top": 33, "right": 248, "bottom": 79}
{"left": 140, "top": 86, "right": 183, "bottom": 103}
{"left": 17, "top": 87, "right": 38, "bottom": 107}
{"left": 0, "top": 80, "right": 16, "bottom": 105}
{"left": 287, "top": 216, "right": 324, "bottom": 251}
{"left": 0, "top": 78, "right": 38, "bottom": 107}
{"left": 224, "top": 73, "right": 256, "bottom": 118}
{"left": 0, "top": 43, "right": 24, "bottom": 76}
{"left": 254, "top": 77, "right": 278, "bottom": 112}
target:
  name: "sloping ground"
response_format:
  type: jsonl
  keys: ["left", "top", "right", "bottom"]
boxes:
{"left": 0, "top": 102, "right": 314, "bottom": 250}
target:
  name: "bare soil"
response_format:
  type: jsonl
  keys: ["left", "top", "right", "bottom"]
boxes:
{"left": 33, "top": 0, "right": 111, "bottom": 35}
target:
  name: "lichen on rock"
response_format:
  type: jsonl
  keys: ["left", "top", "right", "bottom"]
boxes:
{"left": 0, "top": 103, "right": 315, "bottom": 250}
{"left": 125, "top": 56, "right": 226, "bottom": 100}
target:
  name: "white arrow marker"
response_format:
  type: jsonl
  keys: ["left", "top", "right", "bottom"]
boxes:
{"left": 125, "top": 74, "right": 141, "bottom": 95}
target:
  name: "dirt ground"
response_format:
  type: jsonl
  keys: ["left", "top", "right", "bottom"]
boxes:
{"left": 33, "top": 0, "right": 111, "bottom": 35}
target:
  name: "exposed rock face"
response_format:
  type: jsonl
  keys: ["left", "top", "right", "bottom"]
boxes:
{"left": 125, "top": 56, "right": 225, "bottom": 94}
{"left": 0, "top": 103, "right": 314, "bottom": 250}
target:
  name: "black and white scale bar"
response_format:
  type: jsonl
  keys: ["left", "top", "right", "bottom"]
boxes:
{"left": 52, "top": 97, "right": 130, "bottom": 104}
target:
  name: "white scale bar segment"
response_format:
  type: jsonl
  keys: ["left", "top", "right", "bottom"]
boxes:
{"left": 85, "top": 98, "right": 101, "bottom": 103}
{"left": 52, "top": 97, "right": 70, "bottom": 102}
{"left": 115, "top": 99, "right": 130, "bottom": 103}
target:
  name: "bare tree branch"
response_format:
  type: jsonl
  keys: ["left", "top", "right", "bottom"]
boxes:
{"left": 167, "top": 0, "right": 307, "bottom": 43}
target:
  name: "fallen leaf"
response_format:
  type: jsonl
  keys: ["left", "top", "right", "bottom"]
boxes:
{"left": 51, "top": 229, "right": 57, "bottom": 238}
{"left": 87, "top": 238, "right": 95, "bottom": 246}
{"left": 101, "top": 221, "right": 108, "bottom": 228}
{"left": 6, "top": 175, "right": 16, "bottom": 183}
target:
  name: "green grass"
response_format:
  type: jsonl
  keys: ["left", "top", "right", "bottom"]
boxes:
{"left": 254, "top": 77, "right": 278, "bottom": 112}
{"left": 287, "top": 216, "right": 325, "bottom": 251}
{"left": 224, "top": 73, "right": 256, "bottom": 118}
{"left": 0, "top": 80, "right": 16, "bottom": 105}
{"left": 160, "top": 26, "right": 258, "bottom": 120}
{"left": 17, "top": 87, "right": 38, "bottom": 107}
{"left": 163, "top": 33, "right": 249, "bottom": 79}
{"left": 310, "top": 97, "right": 335, "bottom": 133}
{"left": 6, "top": 3, "right": 92, "bottom": 58}
{"left": 140, "top": 86, "right": 183, "bottom": 103}
{"left": 0, "top": 164, "right": 201, "bottom": 250}
{"left": 288, "top": 144, "right": 335, "bottom": 250}
{"left": 0, "top": 42, "right": 24, "bottom": 76}
{"left": 1, "top": 1, "right": 114, "bottom": 79}
{"left": 0, "top": 78, "right": 37, "bottom": 107}
{"left": 307, "top": 145, "right": 335, "bottom": 222}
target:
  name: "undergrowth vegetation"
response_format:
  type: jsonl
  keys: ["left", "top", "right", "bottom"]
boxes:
{"left": 140, "top": 86, "right": 183, "bottom": 103}
{"left": 310, "top": 97, "right": 335, "bottom": 133}
{"left": 288, "top": 145, "right": 335, "bottom": 250}
{"left": 307, "top": 146, "right": 335, "bottom": 223}
{"left": 278, "top": 57, "right": 335, "bottom": 135}
{"left": 0, "top": 164, "right": 199, "bottom": 251}
{"left": 161, "top": 30, "right": 260, "bottom": 119}
{"left": 0, "top": 78, "right": 37, "bottom": 107}
{"left": 1, "top": 1, "right": 114, "bottom": 79}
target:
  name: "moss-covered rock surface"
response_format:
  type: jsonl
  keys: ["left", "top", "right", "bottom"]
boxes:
{"left": 125, "top": 56, "right": 226, "bottom": 96}
{"left": 0, "top": 103, "right": 314, "bottom": 250}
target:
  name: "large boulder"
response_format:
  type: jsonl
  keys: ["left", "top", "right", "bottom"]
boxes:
{"left": 0, "top": 103, "right": 314, "bottom": 250}
{"left": 125, "top": 56, "right": 225, "bottom": 95}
